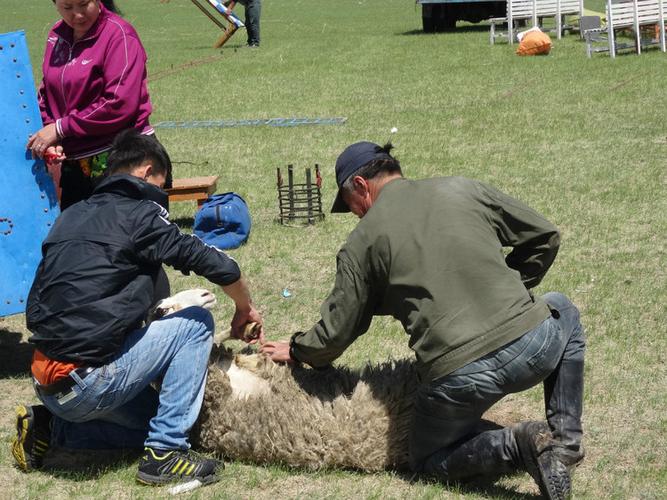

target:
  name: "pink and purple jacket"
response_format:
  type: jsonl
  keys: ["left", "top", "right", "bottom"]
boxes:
{"left": 38, "top": 4, "right": 153, "bottom": 160}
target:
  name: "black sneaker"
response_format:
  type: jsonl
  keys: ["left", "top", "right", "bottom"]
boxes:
{"left": 136, "top": 447, "right": 221, "bottom": 486}
{"left": 11, "top": 405, "right": 51, "bottom": 472}
{"left": 514, "top": 421, "right": 572, "bottom": 500}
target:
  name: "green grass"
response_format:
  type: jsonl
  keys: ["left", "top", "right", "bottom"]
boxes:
{"left": 1, "top": 0, "right": 666, "bottom": 498}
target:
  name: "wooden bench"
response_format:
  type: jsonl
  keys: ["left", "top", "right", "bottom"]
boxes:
{"left": 166, "top": 175, "right": 218, "bottom": 209}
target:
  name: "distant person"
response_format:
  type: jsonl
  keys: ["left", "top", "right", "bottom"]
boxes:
{"left": 228, "top": 0, "right": 261, "bottom": 47}
{"left": 28, "top": 0, "right": 170, "bottom": 210}
{"left": 262, "top": 141, "right": 585, "bottom": 500}
{"left": 12, "top": 130, "right": 264, "bottom": 488}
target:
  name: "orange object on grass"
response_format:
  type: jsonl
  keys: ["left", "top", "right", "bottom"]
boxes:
{"left": 516, "top": 29, "right": 552, "bottom": 56}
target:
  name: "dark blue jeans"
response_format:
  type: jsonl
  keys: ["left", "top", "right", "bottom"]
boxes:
{"left": 237, "top": 0, "right": 260, "bottom": 45}
{"left": 409, "top": 292, "right": 585, "bottom": 478}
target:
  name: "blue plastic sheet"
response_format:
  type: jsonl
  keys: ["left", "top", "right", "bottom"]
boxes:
{"left": 0, "top": 30, "right": 59, "bottom": 317}
{"left": 154, "top": 117, "right": 348, "bottom": 129}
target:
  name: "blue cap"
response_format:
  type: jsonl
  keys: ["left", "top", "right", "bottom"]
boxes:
{"left": 331, "top": 141, "right": 392, "bottom": 213}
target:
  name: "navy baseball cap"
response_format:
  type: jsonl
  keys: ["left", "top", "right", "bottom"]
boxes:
{"left": 331, "top": 141, "right": 393, "bottom": 213}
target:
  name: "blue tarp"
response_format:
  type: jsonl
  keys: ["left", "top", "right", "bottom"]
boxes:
{"left": 0, "top": 30, "right": 59, "bottom": 317}
{"left": 153, "top": 117, "right": 348, "bottom": 129}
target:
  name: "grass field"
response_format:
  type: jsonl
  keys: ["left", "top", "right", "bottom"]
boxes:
{"left": 1, "top": 0, "right": 666, "bottom": 498}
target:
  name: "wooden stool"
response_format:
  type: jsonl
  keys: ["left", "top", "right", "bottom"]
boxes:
{"left": 166, "top": 176, "right": 218, "bottom": 209}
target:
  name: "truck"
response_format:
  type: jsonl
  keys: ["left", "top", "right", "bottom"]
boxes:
{"left": 417, "top": 0, "right": 506, "bottom": 32}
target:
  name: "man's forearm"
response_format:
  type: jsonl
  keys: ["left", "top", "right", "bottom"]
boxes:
{"left": 221, "top": 277, "right": 253, "bottom": 311}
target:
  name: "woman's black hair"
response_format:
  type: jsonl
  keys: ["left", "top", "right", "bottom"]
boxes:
{"left": 101, "top": 0, "right": 120, "bottom": 14}
{"left": 52, "top": 0, "right": 121, "bottom": 15}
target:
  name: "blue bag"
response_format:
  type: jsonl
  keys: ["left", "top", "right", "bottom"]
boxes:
{"left": 194, "top": 193, "right": 251, "bottom": 250}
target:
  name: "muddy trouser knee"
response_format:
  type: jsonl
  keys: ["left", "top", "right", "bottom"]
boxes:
{"left": 409, "top": 355, "right": 524, "bottom": 481}
{"left": 410, "top": 301, "right": 581, "bottom": 481}
{"left": 542, "top": 292, "right": 586, "bottom": 465}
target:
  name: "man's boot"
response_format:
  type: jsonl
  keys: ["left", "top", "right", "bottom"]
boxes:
{"left": 514, "top": 421, "right": 571, "bottom": 500}
{"left": 422, "top": 427, "right": 522, "bottom": 484}
{"left": 543, "top": 358, "right": 585, "bottom": 469}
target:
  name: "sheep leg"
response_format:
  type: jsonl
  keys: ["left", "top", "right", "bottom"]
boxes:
{"left": 214, "top": 322, "right": 261, "bottom": 345}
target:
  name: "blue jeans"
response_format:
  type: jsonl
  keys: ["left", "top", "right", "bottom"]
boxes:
{"left": 409, "top": 292, "right": 585, "bottom": 478}
{"left": 35, "top": 306, "right": 214, "bottom": 451}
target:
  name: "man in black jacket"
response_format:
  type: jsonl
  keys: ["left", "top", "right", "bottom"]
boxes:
{"left": 12, "top": 130, "right": 263, "bottom": 488}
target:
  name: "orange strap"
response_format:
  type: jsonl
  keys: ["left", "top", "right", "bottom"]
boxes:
{"left": 31, "top": 349, "right": 82, "bottom": 386}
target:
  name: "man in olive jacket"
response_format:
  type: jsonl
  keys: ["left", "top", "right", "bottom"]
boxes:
{"left": 262, "top": 141, "right": 585, "bottom": 500}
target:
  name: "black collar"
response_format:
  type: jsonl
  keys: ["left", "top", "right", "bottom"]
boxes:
{"left": 94, "top": 174, "right": 169, "bottom": 211}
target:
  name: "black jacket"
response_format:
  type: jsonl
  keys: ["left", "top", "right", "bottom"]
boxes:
{"left": 26, "top": 174, "right": 241, "bottom": 365}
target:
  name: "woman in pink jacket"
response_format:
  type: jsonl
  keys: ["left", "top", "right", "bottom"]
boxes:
{"left": 28, "top": 0, "right": 169, "bottom": 209}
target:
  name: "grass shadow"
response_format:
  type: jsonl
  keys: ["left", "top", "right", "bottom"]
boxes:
{"left": 0, "top": 328, "right": 33, "bottom": 378}
{"left": 408, "top": 472, "right": 540, "bottom": 499}
{"left": 400, "top": 29, "right": 439, "bottom": 36}
{"left": 171, "top": 216, "right": 195, "bottom": 229}
{"left": 41, "top": 448, "right": 143, "bottom": 480}
{"left": 451, "top": 24, "right": 494, "bottom": 33}
{"left": 399, "top": 24, "right": 491, "bottom": 36}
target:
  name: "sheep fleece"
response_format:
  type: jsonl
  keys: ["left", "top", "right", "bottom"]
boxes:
{"left": 193, "top": 349, "right": 417, "bottom": 471}
{"left": 193, "top": 348, "right": 519, "bottom": 472}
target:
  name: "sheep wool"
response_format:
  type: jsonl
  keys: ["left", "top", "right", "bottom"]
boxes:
{"left": 193, "top": 347, "right": 524, "bottom": 472}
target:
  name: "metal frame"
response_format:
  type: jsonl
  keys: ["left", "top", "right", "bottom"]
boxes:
{"left": 489, "top": 0, "right": 584, "bottom": 44}
{"left": 584, "top": 0, "right": 666, "bottom": 57}
{"left": 277, "top": 165, "right": 325, "bottom": 226}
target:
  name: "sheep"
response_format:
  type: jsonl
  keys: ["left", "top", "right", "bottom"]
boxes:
{"left": 147, "top": 288, "right": 217, "bottom": 323}
{"left": 193, "top": 344, "right": 525, "bottom": 472}
{"left": 194, "top": 348, "right": 414, "bottom": 471}
{"left": 144, "top": 290, "right": 527, "bottom": 472}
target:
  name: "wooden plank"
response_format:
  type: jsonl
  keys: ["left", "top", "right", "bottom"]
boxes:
{"left": 168, "top": 176, "right": 219, "bottom": 191}
{"left": 166, "top": 176, "right": 218, "bottom": 208}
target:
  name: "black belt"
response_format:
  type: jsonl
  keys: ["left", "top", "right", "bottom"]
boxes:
{"left": 34, "top": 367, "right": 94, "bottom": 396}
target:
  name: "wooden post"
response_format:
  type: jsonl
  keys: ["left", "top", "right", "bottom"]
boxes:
{"left": 190, "top": 0, "right": 244, "bottom": 49}
{"left": 276, "top": 167, "right": 283, "bottom": 224}
{"left": 191, "top": 0, "right": 226, "bottom": 30}
{"left": 306, "top": 167, "right": 313, "bottom": 224}
{"left": 315, "top": 164, "right": 323, "bottom": 215}
{"left": 287, "top": 164, "right": 294, "bottom": 220}
{"left": 214, "top": 24, "right": 238, "bottom": 48}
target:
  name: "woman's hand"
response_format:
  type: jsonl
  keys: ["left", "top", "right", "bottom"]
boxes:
{"left": 44, "top": 145, "right": 66, "bottom": 169}
{"left": 27, "top": 124, "right": 59, "bottom": 159}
